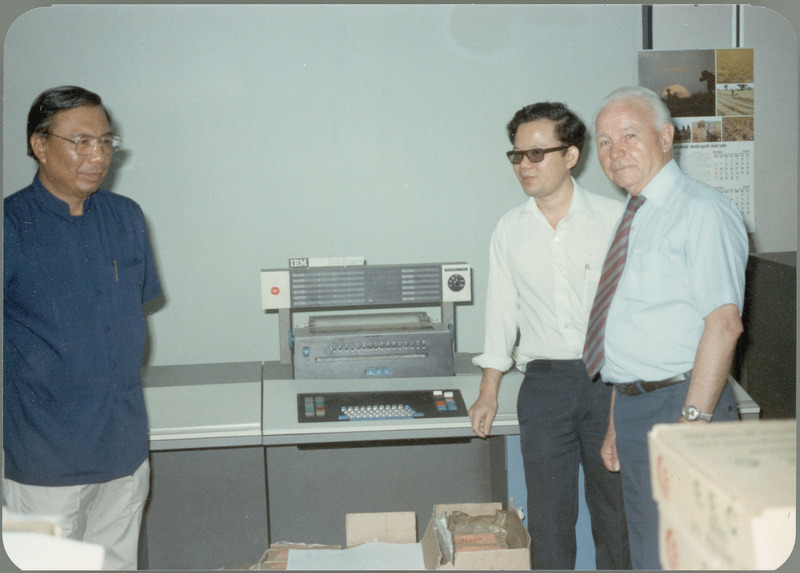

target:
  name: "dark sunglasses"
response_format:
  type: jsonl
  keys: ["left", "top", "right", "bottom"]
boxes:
{"left": 506, "top": 145, "right": 569, "bottom": 165}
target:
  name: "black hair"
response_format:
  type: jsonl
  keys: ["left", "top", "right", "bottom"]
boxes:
{"left": 27, "top": 85, "right": 111, "bottom": 159}
{"left": 506, "top": 102, "right": 586, "bottom": 153}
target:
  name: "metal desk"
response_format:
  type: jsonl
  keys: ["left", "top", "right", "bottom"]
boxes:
{"left": 143, "top": 354, "right": 522, "bottom": 449}
{"left": 139, "top": 358, "right": 758, "bottom": 569}
{"left": 140, "top": 354, "right": 514, "bottom": 570}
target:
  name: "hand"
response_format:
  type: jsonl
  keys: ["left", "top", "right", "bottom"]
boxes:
{"left": 600, "top": 426, "right": 620, "bottom": 472}
{"left": 468, "top": 394, "right": 498, "bottom": 439}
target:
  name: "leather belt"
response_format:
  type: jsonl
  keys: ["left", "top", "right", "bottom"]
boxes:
{"left": 614, "top": 371, "right": 691, "bottom": 396}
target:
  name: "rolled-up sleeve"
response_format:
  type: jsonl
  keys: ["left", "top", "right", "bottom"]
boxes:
{"left": 473, "top": 224, "right": 519, "bottom": 373}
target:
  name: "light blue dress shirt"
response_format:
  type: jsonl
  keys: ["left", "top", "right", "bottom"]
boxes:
{"left": 602, "top": 160, "right": 748, "bottom": 383}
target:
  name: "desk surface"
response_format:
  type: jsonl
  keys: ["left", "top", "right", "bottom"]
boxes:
{"left": 142, "top": 354, "right": 523, "bottom": 450}
{"left": 142, "top": 357, "right": 759, "bottom": 450}
{"left": 143, "top": 361, "right": 264, "bottom": 450}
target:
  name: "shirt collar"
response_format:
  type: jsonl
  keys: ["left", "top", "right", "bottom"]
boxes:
{"left": 522, "top": 176, "right": 594, "bottom": 221}
{"left": 567, "top": 177, "right": 594, "bottom": 218}
{"left": 32, "top": 174, "right": 96, "bottom": 219}
{"left": 638, "top": 159, "right": 681, "bottom": 208}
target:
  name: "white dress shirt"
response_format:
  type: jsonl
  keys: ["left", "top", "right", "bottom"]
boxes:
{"left": 473, "top": 178, "right": 625, "bottom": 373}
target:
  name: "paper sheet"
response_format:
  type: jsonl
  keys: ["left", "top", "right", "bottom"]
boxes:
{"left": 286, "top": 541, "right": 425, "bottom": 570}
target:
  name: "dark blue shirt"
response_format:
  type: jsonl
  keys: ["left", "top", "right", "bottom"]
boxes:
{"left": 3, "top": 176, "right": 162, "bottom": 486}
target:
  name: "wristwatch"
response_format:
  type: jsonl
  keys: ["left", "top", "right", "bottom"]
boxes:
{"left": 681, "top": 405, "right": 713, "bottom": 422}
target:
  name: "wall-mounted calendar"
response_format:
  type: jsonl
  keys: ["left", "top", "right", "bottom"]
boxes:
{"left": 639, "top": 48, "right": 756, "bottom": 232}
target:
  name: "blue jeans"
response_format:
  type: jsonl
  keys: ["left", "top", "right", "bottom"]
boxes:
{"left": 518, "top": 359, "right": 631, "bottom": 570}
{"left": 613, "top": 380, "right": 738, "bottom": 570}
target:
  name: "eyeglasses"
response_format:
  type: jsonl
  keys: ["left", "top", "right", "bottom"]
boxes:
{"left": 506, "top": 145, "right": 569, "bottom": 165}
{"left": 46, "top": 132, "right": 122, "bottom": 155}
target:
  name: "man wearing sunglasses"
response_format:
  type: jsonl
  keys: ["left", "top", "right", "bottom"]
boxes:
{"left": 469, "top": 102, "right": 631, "bottom": 570}
{"left": 3, "top": 86, "right": 161, "bottom": 569}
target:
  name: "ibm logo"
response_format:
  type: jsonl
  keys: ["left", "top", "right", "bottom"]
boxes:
{"left": 288, "top": 258, "right": 309, "bottom": 268}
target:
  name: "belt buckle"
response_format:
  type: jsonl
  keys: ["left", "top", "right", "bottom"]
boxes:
{"left": 616, "top": 382, "right": 641, "bottom": 396}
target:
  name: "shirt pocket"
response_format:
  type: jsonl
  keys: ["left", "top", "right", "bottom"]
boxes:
{"left": 113, "top": 257, "right": 144, "bottom": 282}
{"left": 112, "top": 257, "right": 145, "bottom": 302}
{"left": 626, "top": 250, "right": 676, "bottom": 302}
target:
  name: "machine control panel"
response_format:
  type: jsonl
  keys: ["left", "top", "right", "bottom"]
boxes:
{"left": 261, "top": 262, "right": 471, "bottom": 310}
{"left": 297, "top": 389, "right": 467, "bottom": 423}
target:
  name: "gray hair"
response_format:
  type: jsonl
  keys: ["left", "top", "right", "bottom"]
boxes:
{"left": 596, "top": 86, "right": 673, "bottom": 130}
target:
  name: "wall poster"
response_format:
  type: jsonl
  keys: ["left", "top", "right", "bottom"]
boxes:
{"left": 638, "top": 48, "right": 755, "bottom": 231}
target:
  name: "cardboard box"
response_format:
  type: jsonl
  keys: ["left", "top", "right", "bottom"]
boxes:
{"left": 246, "top": 504, "right": 529, "bottom": 570}
{"left": 648, "top": 419, "right": 796, "bottom": 570}
{"left": 345, "top": 511, "right": 417, "bottom": 546}
{"left": 658, "top": 504, "right": 728, "bottom": 570}
{"left": 421, "top": 503, "right": 531, "bottom": 570}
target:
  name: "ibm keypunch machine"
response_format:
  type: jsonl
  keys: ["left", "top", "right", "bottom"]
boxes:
{"left": 260, "top": 260, "right": 472, "bottom": 424}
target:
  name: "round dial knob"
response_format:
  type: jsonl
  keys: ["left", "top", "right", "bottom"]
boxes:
{"left": 447, "top": 274, "right": 466, "bottom": 292}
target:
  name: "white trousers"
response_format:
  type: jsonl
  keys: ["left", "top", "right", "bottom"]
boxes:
{"left": 3, "top": 459, "right": 150, "bottom": 570}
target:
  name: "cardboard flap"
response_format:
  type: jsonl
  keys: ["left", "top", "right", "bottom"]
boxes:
{"left": 432, "top": 503, "right": 503, "bottom": 519}
{"left": 345, "top": 512, "right": 417, "bottom": 547}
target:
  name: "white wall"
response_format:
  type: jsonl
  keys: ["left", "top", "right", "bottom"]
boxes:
{"left": 3, "top": 4, "right": 797, "bottom": 367}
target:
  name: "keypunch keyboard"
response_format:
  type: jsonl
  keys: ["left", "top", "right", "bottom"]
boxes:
{"left": 297, "top": 389, "right": 467, "bottom": 423}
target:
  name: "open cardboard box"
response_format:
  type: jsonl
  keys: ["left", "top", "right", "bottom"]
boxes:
{"left": 420, "top": 502, "right": 531, "bottom": 570}
{"left": 248, "top": 503, "right": 530, "bottom": 570}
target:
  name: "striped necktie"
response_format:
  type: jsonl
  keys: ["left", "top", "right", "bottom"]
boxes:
{"left": 583, "top": 194, "right": 646, "bottom": 377}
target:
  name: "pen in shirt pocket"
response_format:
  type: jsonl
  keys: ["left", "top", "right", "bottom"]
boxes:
{"left": 113, "top": 260, "right": 119, "bottom": 281}
{"left": 585, "top": 251, "right": 595, "bottom": 278}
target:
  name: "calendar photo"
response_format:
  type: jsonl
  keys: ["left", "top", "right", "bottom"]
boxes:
{"left": 639, "top": 48, "right": 756, "bottom": 232}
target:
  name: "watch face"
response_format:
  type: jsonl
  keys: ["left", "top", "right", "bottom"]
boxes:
{"left": 682, "top": 405, "right": 710, "bottom": 421}
{"left": 684, "top": 406, "right": 699, "bottom": 420}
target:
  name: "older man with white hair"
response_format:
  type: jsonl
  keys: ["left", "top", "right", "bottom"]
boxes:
{"left": 585, "top": 86, "right": 748, "bottom": 570}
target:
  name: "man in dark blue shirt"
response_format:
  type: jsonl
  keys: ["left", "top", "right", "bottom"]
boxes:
{"left": 3, "top": 86, "right": 162, "bottom": 569}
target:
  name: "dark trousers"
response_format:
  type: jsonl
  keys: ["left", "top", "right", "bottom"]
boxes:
{"left": 613, "top": 380, "right": 738, "bottom": 570}
{"left": 517, "top": 360, "right": 631, "bottom": 570}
